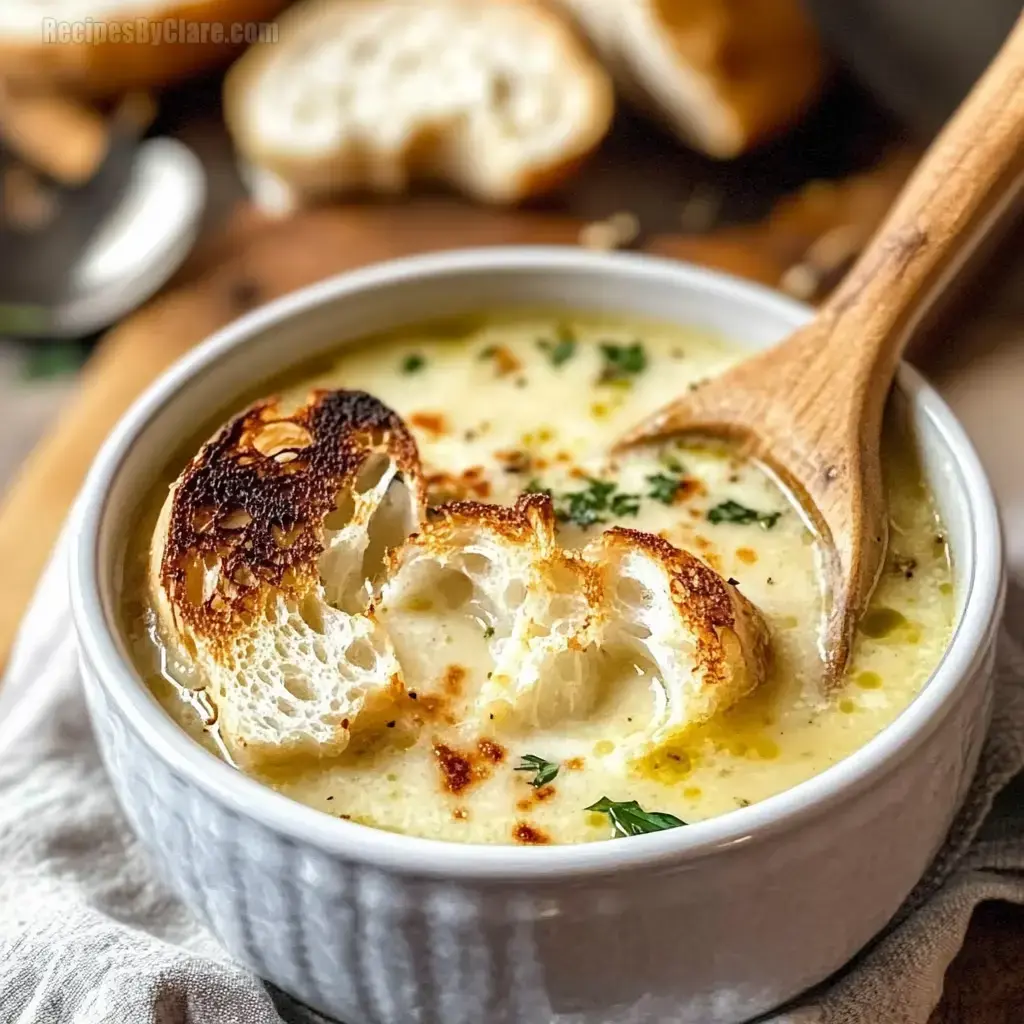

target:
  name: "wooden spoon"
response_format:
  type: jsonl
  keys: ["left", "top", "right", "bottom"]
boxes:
{"left": 619, "top": 12, "right": 1024, "bottom": 683}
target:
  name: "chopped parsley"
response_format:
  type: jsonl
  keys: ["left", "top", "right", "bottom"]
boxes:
{"left": 522, "top": 477, "right": 641, "bottom": 527}
{"left": 557, "top": 486, "right": 610, "bottom": 527}
{"left": 554, "top": 478, "right": 641, "bottom": 528}
{"left": 537, "top": 325, "right": 577, "bottom": 367}
{"left": 401, "top": 353, "right": 426, "bottom": 374}
{"left": 598, "top": 341, "right": 647, "bottom": 383}
{"left": 707, "top": 500, "right": 782, "bottom": 530}
{"left": 515, "top": 755, "right": 560, "bottom": 788}
{"left": 646, "top": 472, "right": 685, "bottom": 505}
{"left": 609, "top": 491, "right": 641, "bottom": 517}
{"left": 482, "top": 625, "right": 495, "bottom": 639}
{"left": 586, "top": 797, "right": 687, "bottom": 837}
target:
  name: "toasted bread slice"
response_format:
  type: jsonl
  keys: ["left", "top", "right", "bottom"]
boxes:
{"left": 223, "top": 0, "right": 614, "bottom": 211}
{"left": 380, "top": 494, "right": 606, "bottom": 729}
{"left": 585, "top": 527, "right": 771, "bottom": 749}
{"left": 381, "top": 495, "right": 771, "bottom": 749}
{"left": 150, "top": 389, "right": 425, "bottom": 771}
{"left": 550, "top": 0, "right": 824, "bottom": 158}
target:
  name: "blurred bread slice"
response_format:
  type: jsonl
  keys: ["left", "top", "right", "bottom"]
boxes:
{"left": 550, "top": 0, "right": 825, "bottom": 158}
{"left": 0, "top": 0, "right": 291, "bottom": 96}
{"left": 149, "top": 389, "right": 426, "bottom": 772}
{"left": 223, "top": 0, "right": 615, "bottom": 211}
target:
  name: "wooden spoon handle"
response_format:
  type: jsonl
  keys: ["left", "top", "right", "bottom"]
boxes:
{"left": 815, "top": 11, "right": 1024, "bottom": 381}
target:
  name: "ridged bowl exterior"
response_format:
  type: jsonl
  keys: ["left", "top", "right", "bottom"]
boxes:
{"left": 71, "top": 249, "right": 1005, "bottom": 1024}
{"left": 81, "top": 632, "right": 997, "bottom": 1024}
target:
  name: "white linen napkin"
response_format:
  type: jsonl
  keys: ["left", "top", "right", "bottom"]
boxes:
{"left": 2, "top": 537, "right": 1024, "bottom": 1024}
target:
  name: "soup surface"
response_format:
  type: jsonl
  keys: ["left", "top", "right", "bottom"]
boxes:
{"left": 123, "top": 313, "right": 954, "bottom": 844}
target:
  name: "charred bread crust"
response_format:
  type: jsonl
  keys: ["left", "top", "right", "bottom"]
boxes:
{"left": 393, "top": 492, "right": 605, "bottom": 609}
{"left": 419, "top": 492, "right": 557, "bottom": 545}
{"left": 157, "top": 388, "right": 423, "bottom": 655}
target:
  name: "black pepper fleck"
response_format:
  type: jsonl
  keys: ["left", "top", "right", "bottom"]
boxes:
{"left": 386, "top": 720, "right": 396, "bottom": 728}
{"left": 727, "top": 577, "right": 740, "bottom": 586}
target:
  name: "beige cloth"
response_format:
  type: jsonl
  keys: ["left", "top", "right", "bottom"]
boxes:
{"left": 1, "top": 540, "right": 1023, "bottom": 1024}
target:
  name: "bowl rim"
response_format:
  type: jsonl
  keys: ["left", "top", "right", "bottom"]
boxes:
{"left": 69, "top": 246, "right": 1004, "bottom": 880}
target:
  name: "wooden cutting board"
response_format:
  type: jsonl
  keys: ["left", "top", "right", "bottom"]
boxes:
{"left": 0, "top": 198, "right": 812, "bottom": 670}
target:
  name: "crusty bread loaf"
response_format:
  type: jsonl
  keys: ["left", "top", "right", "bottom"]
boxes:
{"left": 223, "top": 0, "right": 615, "bottom": 211}
{"left": 149, "top": 389, "right": 426, "bottom": 772}
{"left": 382, "top": 493, "right": 771, "bottom": 754}
{"left": 0, "top": 0, "right": 291, "bottom": 96}
{"left": 549, "top": 0, "right": 825, "bottom": 158}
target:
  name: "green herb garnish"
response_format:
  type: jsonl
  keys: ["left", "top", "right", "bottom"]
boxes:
{"left": 401, "top": 353, "right": 426, "bottom": 374}
{"left": 482, "top": 625, "right": 495, "bottom": 639}
{"left": 478, "top": 345, "right": 497, "bottom": 360}
{"left": 646, "top": 472, "right": 685, "bottom": 505}
{"left": 537, "top": 325, "right": 577, "bottom": 368}
{"left": 598, "top": 341, "right": 647, "bottom": 383}
{"left": 515, "top": 755, "right": 560, "bottom": 788}
{"left": 557, "top": 478, "right": 615, "bottom": 527}
{"left": 707, "top": 500, "right": 782, "bottom": 530}
{"left": 524, "top": 477, "right": 640, "bottom": 526}
{"left": 553, "top": 478, "right": 640, "bottom": 528}
{"left": 586, "top": 797, "right": 687, "bottom": 837}
{"left": 610, "top": 492, "right": 641, "bottom": 516}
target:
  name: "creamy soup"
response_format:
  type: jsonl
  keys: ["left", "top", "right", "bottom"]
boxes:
{"left": 122, "top": 313, "right": 954, "bottom": 844}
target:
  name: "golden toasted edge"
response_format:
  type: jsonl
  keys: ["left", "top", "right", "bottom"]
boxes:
{"left": 598, "top": 526, "right": 771, "bottom": 697}
{"left": 223, "top": 0, "right": 614, "bottom": 204}
{"left": 385, "top": 491, "right": 608, "bottom": 626}
{"left": 151, "top": 388, "right": 423, "bottom": 659}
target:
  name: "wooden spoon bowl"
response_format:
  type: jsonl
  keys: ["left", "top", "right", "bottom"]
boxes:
{"left": 620, "top": 12, "right": 1024, "bottom": 682}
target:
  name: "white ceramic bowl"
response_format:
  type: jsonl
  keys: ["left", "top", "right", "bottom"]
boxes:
{"left": 70, "top": 249, "right": 1005, "bottom": 1024}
